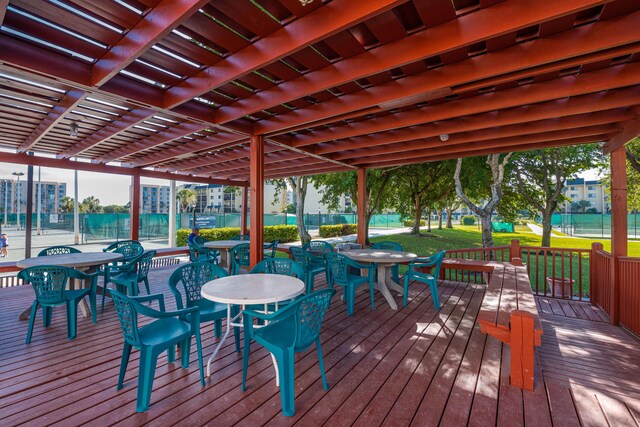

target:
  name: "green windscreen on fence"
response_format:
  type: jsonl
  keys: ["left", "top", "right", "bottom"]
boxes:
{"left": 492, "top": 222, "right": 514, "bottom": 233}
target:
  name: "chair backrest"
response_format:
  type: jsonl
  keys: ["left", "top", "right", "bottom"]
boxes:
{"left": 263, "top": 239, "right": 279, "bottom": 257}
{"left": 187, "top": 241, "right": 200, "bottom": 262}
{"left": 427, "top": 250, "right": 447, "bottom": 279}
{"left": 289, "top": 247, "right": 308, "bottom": 267}
{"left": 324, "top": 252, "right": 350, "bottom": 284}
{"left": 293, "top": 288, "right": 334, "bottom": 349}
{"left": 134, "top": 250, "right": 156, "bottom": 280}
{"left": 168, "top": 261, "right": 228, "bottom": 308}
{"left": 302, "top": 241, "right": 333, "bottom": 258}
{"left": 230, "top": 243, "right": 251, "bottom": 269}
{"left": 193, "top": 236, "right": 207, "bottom": 245}
{"left": 231, "top": 234, "right": 250, "bottom": 241}
{"left": 110, "top": 289, "right": 142, "bottom": 347}
{"left": 37, "top": 246, "right": 82, "bottom": 257}
{"left": 18, "top": 266, "right": 71, "bottom": 305}
{"left": 114, "top": 243, "right": 144, "bottom": 262}
{"left": 371, "top": 241, "right": 403, "bottom": 252}
{"left": 103, "top": 240, "right": 141, "bottom": 252}
{"left": 250, "top": 258, "right": 304, "bottom": 279}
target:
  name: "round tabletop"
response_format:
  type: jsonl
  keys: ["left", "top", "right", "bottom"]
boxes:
{"left": 16, "top": 252, "right": 123, "bottom": 269}
{"left": 201, "top": 274, "right": 304, "bottom": 305}
{"left": 203, "top": 240, "right": 249, "bottom": 250}
{"left": 341, "top": 249, "right": 418, "bottom": 264}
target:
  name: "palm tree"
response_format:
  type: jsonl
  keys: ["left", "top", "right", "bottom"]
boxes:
{"left": 81, "top": 196, "right": 103, "bottom": 213}
{"left": 59, "top": 196, "right": 75, "bottom": 213}
{"left": 176, "top": 189, "right": 197, "bottom": 213}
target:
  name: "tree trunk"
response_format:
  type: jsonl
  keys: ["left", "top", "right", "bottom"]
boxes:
{"left": 541, "top": 209, "right": 553, "bottom": 247}
{"left": 438, "top": 209, "right": 444, "bottom": 230}
{"left": 446, "top": 207, "right": 453, "bottom": 228}
{"left": 412, "top": 196, "right": 421, "bottom": 235}
{"left": 481, "top": 214, "right": 494, "bottom": 249}
{"left": 426, "top": 207, "right": 432, "bottom": 232}
{"left": 290, "top": 176, "right": 311, "bottom": 245}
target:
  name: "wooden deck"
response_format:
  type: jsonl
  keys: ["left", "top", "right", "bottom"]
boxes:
{"left": 1, "top": 264, "right": 639, "bottom": 426}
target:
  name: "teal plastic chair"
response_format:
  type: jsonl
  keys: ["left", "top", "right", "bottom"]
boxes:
{"left": 403, "top": 250, "right": 446, "bottom": 308}
{"left": 168, "top": 262, "right": 240, "bottom": 352}
{"left": 193, "top": 235, "right": 207, "bottom": 245}
{"left": 250, "top": 258, "right": 304, "bottom": 279}
{"left": 301, "top": 240, "right": 333, "bottom": 283}
{"left": 231, "top": 234, "right": 250, "bottom": 241}
{"left": 18, "top": 265, "right": 99, "bottom": 343}
{"left": 290, "top": 247, "right": 326, "bottom": 293}
{"left": 324, "top": 252, "right": 375, "bottom": 316}
{"left": 111, "top": 289, "right": 205, "bottom": 412}
{"left": 241, "top": 288, "right": 335, "bottom": 417}
{"left": 263, "top": 240, "right": 279, "bottom": 258}
{"left": 102, "top": 250, "right": 156, "bottom": 311}
{"left": 188, "top": 241, "right": 220, "bottom": 264}
{"left": 103, "top": 240, "right": 141, "bottom": 253}
{"left": 371, "top": 241, "right": 404, "bottom": 284}
{"left": 229, "top": 243, "right": 250, "bottom": 275}
{"left": 37, "top": 246, "right": 82, "bottom": 256}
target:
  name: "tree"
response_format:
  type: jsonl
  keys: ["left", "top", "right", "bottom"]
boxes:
{"left": 59, "top": 196, "right": 75, "bottom": 213}
{"left": 623, "top": 137, "right": 640, "bottom": 212}
{"left": 81, "top": 196, "right": 103, "bottom": 213}
{"left": 393, "top": 162, "right": 453, "bottom": 235}
{"left": 454, "top": 153, "right": 512, "bottom": 248}
{"left": 103, "top": 204, "right": 128, "bottom": 213}
{"left": 312, "top": 168, "right": 396, "bottom": 245}
{"left": 269, "top": 177, "right": 312, "bottom": 244}
{"left": 513, "top": 144, "right": 604, "bottom": 246}
{"left": 176, "top": 189, "right": 197, "bottom": 213}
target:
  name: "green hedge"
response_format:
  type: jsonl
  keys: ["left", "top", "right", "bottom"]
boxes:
{"left": 176, "top": 225, "right": 299, "bottom": 246}
{"left": 319, "top": 224, "right": 358, "bottom": 237}
{"left": 461, "top": 215, "right": 476, "bottom": 225}
{"left": 403, "top": 219, "right": 426, "bottom": 227}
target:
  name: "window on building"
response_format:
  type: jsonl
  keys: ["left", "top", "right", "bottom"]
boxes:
{"left": 570, "top": 194, "right": 578, "bottom": 198}
{"left": 587, "top": 185, "right": 595, "bottom": 190}
{"left": 570, "top": 186, "right": 576, "bottom": 190}
{"left": 588, "top": 193, "right": 596, "bottom": 198}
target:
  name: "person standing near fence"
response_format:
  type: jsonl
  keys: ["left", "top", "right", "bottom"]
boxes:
{"left": 1, "top": 233, "right": 8, "bottom": 258}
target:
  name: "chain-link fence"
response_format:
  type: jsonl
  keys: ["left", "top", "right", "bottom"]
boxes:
{"left": 552, "top": 213, "right": 640, "bottom": 238}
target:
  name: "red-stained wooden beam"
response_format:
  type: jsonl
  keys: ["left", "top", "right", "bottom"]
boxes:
{"left": 334, "top": 110, "right": 633, "bottom": 161}
{"left": 130, "top": 174, "right": 141, "bottom": 240}
{"left": 91, "top": 0, "right": 209, "bottom": 86}
{"left": 603, "top": 115, "right": 640, "bottom": 153}
{"left": 125, "top": 131, "right": 247, "bottom": 168}
{"left": 293, "top": 63, "right": 640, "bottom": 147}
{"left": 359, "top": 134, "right": 614, "bottom": 169}
{"left": 18, "top": 90, "right": 87, "bottom": 153}
{"left": 357, "top": 168, "right": 367, "bottom": 246}
{"left": 249, "top": 135, "right": 265, "bottom": 269}
{"left": 220, "top": 0, "right": 624, "bottom": 124}
{"left": 352, "top": 124, "right": 619, "bottom": 165}
{"left": 316, "top": 92, "right": 640, "bottom": 155}
{"left": 609, "top": 147, "right": 628, "bottom": 325}
{"left": 267, "top": 164, "right": 352, "bottom": 180}
{"left": 0, "top": 151, "right": 248, "bottom": 186}
{"left": 164, "top": 0, "right": 406, "bottom": 109}
{"left": 95, "top": 122, "right": 211, "bottom": 163}
{"left": 166, "top": 145, "right": 283, "bottom": 172}
{"left": 0, "top": 0, "right": 8, "bottom": 25}
{"left": 59, "top": 108, "right": 155, "bottom": 158}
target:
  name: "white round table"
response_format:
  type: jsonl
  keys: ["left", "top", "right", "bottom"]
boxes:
{"left": 201, "top": 274, "right": 305, "bottom": 377}
{"left": 341, "top": 249, "right": 417, "bottom": 310}
{"left": 203, "top": 240, "right": 247, "bottom": 269}
{"left": 16, "top": 252, "right": 123, "bottom": 320}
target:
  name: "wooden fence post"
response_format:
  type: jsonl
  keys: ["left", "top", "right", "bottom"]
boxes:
{"left": 591, "top": 242, "right": 604, "bottom": 307}
{"left": 510, "top": 239, "right": 521, "bottom": 261}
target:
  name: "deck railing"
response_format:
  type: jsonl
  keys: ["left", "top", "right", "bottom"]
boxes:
{"left": 618, "top": 256, "right": 640, "bottom": 334}
{"left": 443, "top": 246, "right": 510, "bottom": 283}
{"left": 590, "top": 243, "right": 611, "bottom": 313}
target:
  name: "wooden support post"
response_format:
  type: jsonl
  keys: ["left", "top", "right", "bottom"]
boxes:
{"left": 510, "top": 239, "right": 521, "bottom": 260}
{"left": 249, "top": 135, "right": 264, "bottom": 268}
{"left": 610, "top": 148, "right": 627, "bottom": 325}
{"left": 357, "top": 168, "right": 367, "bottom": 247}
{"left": 168, "top": 180, "right": 176, "bottom": 247}
{"left": 240, "top": 186, "right": 248, "bottom": 236}
{"left": 590, "top": 242, "right": 604, "bottom": 306}
{"left": 130, "top": 174, "right": 140, "bottom": 241}
{"left": 25, "top": 158, "right": 34, "bottom": 258}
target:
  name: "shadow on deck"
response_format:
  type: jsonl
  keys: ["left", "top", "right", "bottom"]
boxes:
{"left": 0, "top": 264, "right": 638, "bottom": 426}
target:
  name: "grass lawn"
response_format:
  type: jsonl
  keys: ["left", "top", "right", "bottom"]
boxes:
{"left": 368, "top": 224, "right": 633, "bottom": 299}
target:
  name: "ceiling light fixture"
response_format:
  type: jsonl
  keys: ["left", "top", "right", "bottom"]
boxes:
{"left": 439, "top": 134, "right": 449, "bottom": 142}
{"left": 69, "top": 122, "right": 79, "bottom": 138}
{"left": 300, "top": 0, "right": 314, "bottom": 5}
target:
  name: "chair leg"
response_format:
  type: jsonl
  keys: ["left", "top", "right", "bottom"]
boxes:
{"left": 277, "top": 349, "right": 296, "bottom": 417}
{"left": 194, "top": 329, "right": 205, "bottom": 387}
{"left": 369, "top": 278, "right": 375, "bottom": 312}
{"left": 137, "top": 346, "right": 158, "bottom": 412}
{"left": 234, "top": 324, "right": 241, "bottom": 354}
{"left": 143, "top": 278, "right": 150, "bottom": 295}
{"left": 26, "top": 301, "right": 38, "bottom": 344}
{"left": 214, "top": 319, "right": 222, "bottom": 338}
{"left": 241, "top": 333, "right": 251, "bottom": 391}
{"left": 316, "top": 339, "right": 329, "bottom": 391}
{"left": 101, "top": 284, "right": 109, "bottom": 312}
{"left": 167, "top": 345, "right": 176, "bottom": 363}
{"left": 403, "top": 275, "right": 410, "bottom": 307}
{"left": 89, "top": 291, "right": 97, "bottom": 324}
{"left": 117, "top": 343, "right": 132, "bottom": 390}
{"left": 429, "top": 279, "right": 441, "bottom": 309}
{"left": 66, "top": 301, "right": 78, "bottom": 340}
{"left": 42, "top": 306, "right": 52, "bottom": 327}
{"left": 180, "top": 337, "right": 191, "bottom": 368}
{"left": 347, "top": 285, "right": 355, "bottom": 316}
{"left": 305, "top": 273, "right": 313, "bottom": 294}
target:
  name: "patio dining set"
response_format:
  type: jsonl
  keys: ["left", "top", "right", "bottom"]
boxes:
{"left": 15, "top": 237, "right": 446, "bottom": 416}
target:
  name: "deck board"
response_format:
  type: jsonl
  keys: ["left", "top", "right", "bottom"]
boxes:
{"left": 1, "top": 264, "right": 639, "bottom": 426}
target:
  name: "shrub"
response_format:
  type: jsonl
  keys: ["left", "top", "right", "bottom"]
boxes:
{"left": 461, "top": 215, "right": 476, "bottom": 225}
{"left": 176, "top": 225, "right": 299, "bottom": 246}
{"left": 403, "top": 219, "right": 426, "bottom": 227}
{"left": 319, "top": 224, "right": 358, "bottom": 238}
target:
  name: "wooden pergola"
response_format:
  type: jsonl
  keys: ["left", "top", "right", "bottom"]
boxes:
{"left": 0, "top": 0, "right": 639, "bottom": 322}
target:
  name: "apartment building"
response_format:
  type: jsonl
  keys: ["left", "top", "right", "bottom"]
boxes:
{"left": 0, "top": 178, "right": 66, "bottom": 214}
{"left": 140, "top": 184, "right": 171, "bottom": 213}
{"left": 562, "top": 178, "right": 609, "bottom": 213}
